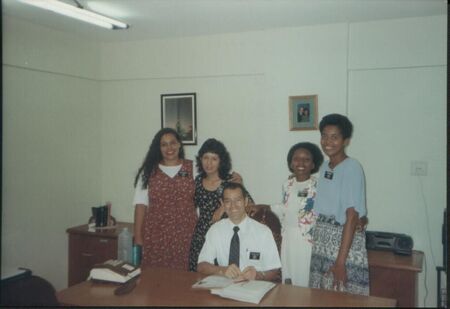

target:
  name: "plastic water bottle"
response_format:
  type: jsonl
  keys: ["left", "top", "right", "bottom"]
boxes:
{"left": 117, "top": 227, "right": 133, "bottom": 263}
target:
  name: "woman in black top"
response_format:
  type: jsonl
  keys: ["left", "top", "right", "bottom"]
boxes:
{"left": 188, "top": 138, "right": 253, "bottom": 271}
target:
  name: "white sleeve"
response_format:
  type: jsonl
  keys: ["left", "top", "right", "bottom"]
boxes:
{"left": 133, "top": 177, "right": 149, "bottom": 206}
{"left": 261, "top": 228, "right": 282, "bottom": 270}
{"left": 197, "top": 227, "right": 217, "bottom": 265}
{"left": 193, "top": 165, "right": 198, "bottom": 179}
{"left": 270, "top": 203, "right": 285, "bottom": 220}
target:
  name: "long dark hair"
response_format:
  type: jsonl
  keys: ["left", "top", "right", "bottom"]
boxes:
{"left": 134, "top": 128, "right": 185, "bottom": 189}
{"left": 196, "top": 138, "right": 232, "bottom": 180}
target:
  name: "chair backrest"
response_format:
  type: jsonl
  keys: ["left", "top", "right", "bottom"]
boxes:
{"left": 1, "top": 275, "right": 59, "bottom": 306}
{"left": 251, "top": 207, "right": 282, "bottom": 252}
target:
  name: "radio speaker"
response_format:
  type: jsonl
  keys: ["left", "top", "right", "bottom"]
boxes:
{"left": 366, "top": 231, "right": 413, "bottom": 255}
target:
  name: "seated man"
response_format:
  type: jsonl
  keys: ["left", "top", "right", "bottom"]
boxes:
{"left": 197, "top": 182, "right": 281, "bottom": 281}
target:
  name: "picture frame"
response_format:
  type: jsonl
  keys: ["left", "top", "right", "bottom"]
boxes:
{"left": 161, "top": 93, "right": 197, "bottom": 145}
{"left": 289, "top": 95, "right": 318, "bottom": 131}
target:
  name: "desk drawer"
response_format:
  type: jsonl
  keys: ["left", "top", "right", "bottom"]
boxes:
{"left": 68, "top": 234, "right": 117, "bottom": 286}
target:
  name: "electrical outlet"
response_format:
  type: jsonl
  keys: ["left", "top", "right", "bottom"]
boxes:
{"left": 411, "top": 161, "right": 427, "bottom": 176}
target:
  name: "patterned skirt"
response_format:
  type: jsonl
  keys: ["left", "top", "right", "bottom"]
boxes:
{"left": 309, "top": 214, "right": 369, "bottom": 296}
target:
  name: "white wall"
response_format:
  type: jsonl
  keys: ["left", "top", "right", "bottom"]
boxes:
{"left": 99, "top": 16, "right": 446, "bottom": 307}
{"left": 99, "top": 23, "right": 349, "bottom": 215}
{"left": 2, "top": 13, "right": 446, "bottom": 307}
{"left": 2, "top": 16, "right": 102, "bottom": 289}
{"left": 348, "top": 16, "right": 447, "bottom": 307}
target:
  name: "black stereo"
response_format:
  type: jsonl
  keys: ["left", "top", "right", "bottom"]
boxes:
{"left": 366, "top": 231, "right": 413, "bottom": 255}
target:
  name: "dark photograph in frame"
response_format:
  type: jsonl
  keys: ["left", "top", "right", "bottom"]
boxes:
{"left": 161, "top": 93, "right": 197, "bottom": 145}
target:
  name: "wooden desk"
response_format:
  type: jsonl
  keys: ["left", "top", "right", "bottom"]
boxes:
{"left": 368, "top": 250, "right": 423, "bottom": 307}
{"left": 57, "top": 267, "right": 396, "bottom": 307}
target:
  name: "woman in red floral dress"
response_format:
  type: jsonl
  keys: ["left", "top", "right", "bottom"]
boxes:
{"left": 133, "top": 128, "right": 197, "bottom": 270}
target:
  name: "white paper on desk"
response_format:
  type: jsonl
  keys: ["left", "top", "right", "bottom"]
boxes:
{"left": 192, "top": 275, "right": 234, "bottom": 289}
{"left": 210, "top": 280, "right": 276, "bottom": 304}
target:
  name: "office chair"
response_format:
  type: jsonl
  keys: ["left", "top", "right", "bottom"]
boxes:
{"left": 1, "top": 275, "right": 59, "bottom": 306}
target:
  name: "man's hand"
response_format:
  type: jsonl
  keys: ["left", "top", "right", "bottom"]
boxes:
{"left": 237, "top": 266, "right": 257, "bottom": 281}
{"left": 224, "top": 264, "right": 242, "bottom": 279}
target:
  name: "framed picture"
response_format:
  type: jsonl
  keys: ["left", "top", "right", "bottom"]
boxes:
{"left": 289, "top": 95, "right": 318, "bottom": 131}
{"left": 161, "top": 93, "right": 197, "bottom": 145}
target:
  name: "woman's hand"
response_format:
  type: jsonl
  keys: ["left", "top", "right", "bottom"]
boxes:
{"left": 331, "top": 207, "right": 358, "bottom": 291}
{"left": 245, "top": 199, "right": 255, "bottom": 214}
{"left": 134, "top": 235, "right": 144, "bottom": 246}
{"left": 211, "top": 205, "right": 225, "bottom": 223}
{"left": 356, "top": 216, "right": 368, "bottom": 232}
{"left": 230, "top": 172, "right": 243, "bottom": 184}
{"left": 328, "top": 263, "right": 347, "bottom": 291}
{"left": 247, "top": 204, "right": 269, "bottom": 217}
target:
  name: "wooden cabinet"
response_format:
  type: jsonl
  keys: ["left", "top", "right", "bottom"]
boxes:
{"left": 368, "top": 250, "right": 424, "bottom": 307}
{"left": 67, "top": 222, "right": 133, "bottom": 286}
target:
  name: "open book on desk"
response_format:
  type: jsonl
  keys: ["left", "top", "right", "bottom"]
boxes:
{"left": 192, "top": 275, "right": 234, "bottom": 289}
{"left": 89, "top": 259, "right": 141, "bottom": 284}
{"left": 192, "top": 275, "right": 276, "bottom": 304}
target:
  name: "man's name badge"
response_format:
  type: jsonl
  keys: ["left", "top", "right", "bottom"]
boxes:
{"left": 249, "top": 252, "right": 261, "bottom": 260}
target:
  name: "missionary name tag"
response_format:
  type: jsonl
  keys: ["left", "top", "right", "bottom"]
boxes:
{"left": 324, "top": 170, "right": 333, "bottom": 180}
{"left": 249, "top": 252, "right": 260, "bottom": 260}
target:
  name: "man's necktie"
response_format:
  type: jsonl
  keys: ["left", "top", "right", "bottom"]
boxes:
{"left": 228, "top": 226, "right": 240, "bottom": 267}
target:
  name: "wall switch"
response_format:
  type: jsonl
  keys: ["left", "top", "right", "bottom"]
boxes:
{"left": 411, "top": 161, "right": 427, "bottom": 176}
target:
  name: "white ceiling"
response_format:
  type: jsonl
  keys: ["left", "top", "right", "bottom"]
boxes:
{"left": 2, "top": 0, "right": 447, "bottom": 42}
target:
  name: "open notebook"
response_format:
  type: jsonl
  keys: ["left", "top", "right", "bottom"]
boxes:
{"left": 192, "top": 275, "right": 276, "bottom": 304}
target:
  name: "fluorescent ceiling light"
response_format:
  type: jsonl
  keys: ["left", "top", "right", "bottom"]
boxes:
{"left": 20, "top": 0, "right": 129, "bottom": 30}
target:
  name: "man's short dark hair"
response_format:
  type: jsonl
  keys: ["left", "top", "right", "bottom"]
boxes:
{"left": 221, "top": 182, "right": 247, "bottom": 199}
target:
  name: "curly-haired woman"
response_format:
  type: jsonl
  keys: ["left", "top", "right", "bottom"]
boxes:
{"left": 188, "top": 138, "right": 253, "bottom": 271}
{"left": 249, "top": 142, "right": 323, "bottom": 286}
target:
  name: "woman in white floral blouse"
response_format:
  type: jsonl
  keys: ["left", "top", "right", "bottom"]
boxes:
{"left": 249, "top": 142, "right": 323, "bottom": 287}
